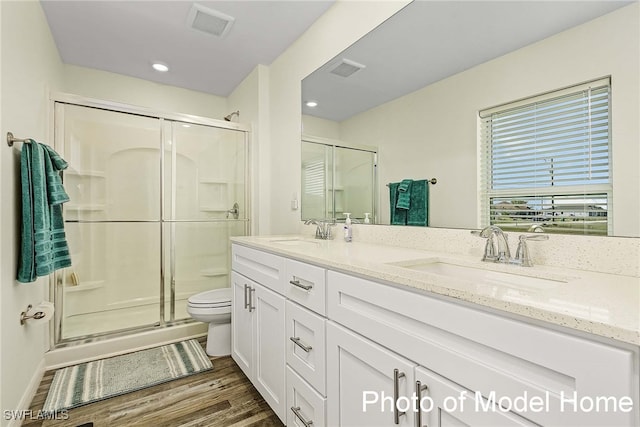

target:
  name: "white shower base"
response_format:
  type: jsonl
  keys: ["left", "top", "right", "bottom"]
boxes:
{"left": 46, "top": 321, "right": 207, "bottom": 369}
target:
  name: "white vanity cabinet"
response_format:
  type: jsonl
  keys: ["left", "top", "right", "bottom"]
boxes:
{"left": 327, "top": 321, "right": 417, "bottom": 427}
{"left": 231, "top": 242, "right": 638, "bottom": 427}
{"left": 327, "top": 270, "right": 637, "bottom": 426}
{"left": 231, "top": 245, "right": 286, "bottom": 422}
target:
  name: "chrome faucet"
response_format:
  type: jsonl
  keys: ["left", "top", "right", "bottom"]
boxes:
{"left": 473, "top": 225, "right": 511, "bottom": 263}
{"left": 472, "top": 226, "right": 548, "bottom": 266}
{"left": 304, "top": 219, "right": 335, "bottom": 240}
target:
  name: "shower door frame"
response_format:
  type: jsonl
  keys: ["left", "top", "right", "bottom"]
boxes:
{"left": 49, "top": 92, "right": 251, "bottom": 348}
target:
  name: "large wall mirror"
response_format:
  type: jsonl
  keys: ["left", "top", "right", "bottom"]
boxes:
{"left": 301, "top": 0, "right": 639, "bottom": 237}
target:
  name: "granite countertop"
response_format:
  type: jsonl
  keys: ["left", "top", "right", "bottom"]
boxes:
{"left": 231, "top": 235, "right": 640, "bottom": 346}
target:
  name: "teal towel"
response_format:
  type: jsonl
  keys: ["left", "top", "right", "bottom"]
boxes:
{"left": 389, "top": 182, "right": 407, "bottom": 225}
{"left": 396, "top": 179, "right": 413, "bottom": 210}
{"left": 407, "top": 179, "right": 428, "bottom": 227}
{"left": 18, "top": 141, "right": 72, "bottom": 283}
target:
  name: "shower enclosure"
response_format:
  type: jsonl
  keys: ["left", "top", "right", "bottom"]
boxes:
{"left": 52, "top": 98, "right": 249, "bottom": 345}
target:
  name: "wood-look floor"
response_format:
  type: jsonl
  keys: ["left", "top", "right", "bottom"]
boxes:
{"left": 24, "top": 339, "right": 283, "bottom": 427}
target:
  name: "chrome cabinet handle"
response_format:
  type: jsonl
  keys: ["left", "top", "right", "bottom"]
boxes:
{"left": 289, "top": 279, "right": 313, "bottom": 291}
{"left": 243, "top": 284, "right": 249, "bottom": 310}
{"left": 291, "top": 406, "right": 313, "bottom": 427}
{"left": 248, "top": 287, "right": 255, "bottom": 312}
{"left": 393, "top": 368, "right": 406, "bottom": 425}
{"left": 415, "top": 380, "right": 428, "bottom": 427}
{"left": 290, "top": 336, "right": 313, "bottom": 353}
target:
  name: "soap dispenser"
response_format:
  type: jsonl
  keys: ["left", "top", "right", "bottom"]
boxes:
{"left": 344, "top": 213, "right": 352, "bottom": 242}
{"left": 364, "top": 213, "right": 371, "bottom": 224}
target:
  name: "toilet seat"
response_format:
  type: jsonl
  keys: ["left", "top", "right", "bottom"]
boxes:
{"left": 187, "top": 288, "right": 231, "bottom": 308}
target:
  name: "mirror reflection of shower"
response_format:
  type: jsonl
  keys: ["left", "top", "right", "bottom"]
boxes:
{"left": 54, "top": 102, "right": 249, "bottom": 344}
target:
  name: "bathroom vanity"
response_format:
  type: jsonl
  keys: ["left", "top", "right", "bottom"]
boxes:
{"left": 230, "top": 235, "right": 639, "bottom": 426}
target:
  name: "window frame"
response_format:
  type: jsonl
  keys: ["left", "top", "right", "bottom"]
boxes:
{"left": 478, "top": 77, "right": 612, "bottom": 236}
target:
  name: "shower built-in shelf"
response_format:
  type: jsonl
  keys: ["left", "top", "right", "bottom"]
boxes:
{"left": 200, "top": 268, "right": 228, "bottom": 277}
{"left": 65, "top": 170, "right": 106, "bottom": 178}
{"left": 65, "top": 204, "right": 106, "bottom": 211}
{"left": 65, "top": 280, "right": 105, "bottom": 293}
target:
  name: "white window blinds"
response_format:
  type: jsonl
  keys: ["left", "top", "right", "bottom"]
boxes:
{"left": 479, "top": 78, "right": 611, "bottom": 235}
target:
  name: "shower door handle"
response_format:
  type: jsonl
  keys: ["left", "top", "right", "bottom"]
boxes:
{"left": 227, "top": 202, "right": 239, "bottom": 219}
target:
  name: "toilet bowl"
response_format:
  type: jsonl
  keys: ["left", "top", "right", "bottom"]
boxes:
{"left": 186, "top": 288, "right": 232, "bottom": 356}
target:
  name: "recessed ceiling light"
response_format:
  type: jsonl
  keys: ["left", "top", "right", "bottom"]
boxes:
{"left": 306, "top": 101, "right": 318, "bottom": 108}
{"left": 182, "top": 124, "right": 191, "bottom": 128}
{"left": 152, "top": 62, "right": 169, "bottom": 72}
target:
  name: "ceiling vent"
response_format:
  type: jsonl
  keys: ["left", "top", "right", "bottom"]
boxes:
{"left": 187, "top": 4, "right": 235, "bottom": 38}
{"left": 329, "top": 58, "right": 366, "bottom": 78}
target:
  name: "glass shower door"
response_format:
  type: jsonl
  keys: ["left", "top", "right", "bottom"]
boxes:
{"left": 164, "top": 122, "right": 248, "bottom": 321}
{"left": 55, "top": 103, "right": 162, "bottom": 340}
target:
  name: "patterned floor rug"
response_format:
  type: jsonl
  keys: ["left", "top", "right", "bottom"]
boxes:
{"left": 42, "top": 339, "right": 212, "bottom": 413}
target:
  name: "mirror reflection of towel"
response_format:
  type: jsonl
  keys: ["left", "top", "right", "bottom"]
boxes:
{"left": 389, "top": 179, "right": 428, "bottom": 226}
{"left": 396, "top": 179, "right": 413, "bottom": 209}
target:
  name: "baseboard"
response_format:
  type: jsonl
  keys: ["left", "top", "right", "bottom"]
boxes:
{"left": 5, "top": 358, "right": 46, "bottom": 427}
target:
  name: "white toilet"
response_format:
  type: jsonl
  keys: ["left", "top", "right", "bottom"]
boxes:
{"left": 186, "top": 288, "right": 232, "bottom": 356}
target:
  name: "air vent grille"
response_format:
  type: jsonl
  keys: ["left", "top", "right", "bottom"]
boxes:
{"left": 188, "top": 4, "right": 235, "bottom": 38}
{"left": 330, "top": 59, "right": 366, "bottom": 78}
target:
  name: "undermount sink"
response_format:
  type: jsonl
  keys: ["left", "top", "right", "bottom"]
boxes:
{"left": 268, "top": 237, "right": 321, "bottom": 247}
{"left": 391, "top": 259, "right": 567, "bottom": 290}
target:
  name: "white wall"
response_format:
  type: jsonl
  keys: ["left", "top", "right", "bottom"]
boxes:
{"left": 302, "top": 114, "right": 341, "bottom": 140}
{"left": 0, "top": 0, "right": 64, "bottom": 421}
{"left": 228, "top": 64, "right": 270, "bottom": 235}
{"left": 267, "top": 0, "right": 410, "bottom": 234}
{"left": 340, "top": 3, "right": 640, "bottom": 236}
{"left": 63, "top": 65, "right": 228, "bottom": 119}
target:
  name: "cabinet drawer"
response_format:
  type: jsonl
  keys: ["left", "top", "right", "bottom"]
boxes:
{"left": 285, "top": 258, "right": 326, "bottom": 315}
{"left": 232, "top": 244, "right": 285, "bottom": 294}
{"left": 286, "top": 300, "right": 326, "bottom": 395}
{"left": 287, "top": 366, "right": 326, "bottom": 427}
{"left": 328, "top": 270, "right": 637, "bottom": 426}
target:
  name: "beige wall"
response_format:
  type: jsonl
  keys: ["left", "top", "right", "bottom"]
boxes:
{"left": 0, "top": 0, "right": 65, "bottom": 420}
{"left": 340, "top": 3, "right": 640, "bottom": 236}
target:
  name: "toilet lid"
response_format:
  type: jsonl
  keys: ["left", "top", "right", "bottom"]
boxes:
{"left": 188, "top": 288, "right": 232, "bottom": 305}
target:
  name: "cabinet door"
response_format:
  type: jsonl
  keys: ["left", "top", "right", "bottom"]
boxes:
{"left": 415, "top": 367, "right": 536, "bottom": 427}
{"left": 254, "top": 283, "right": 286, "bottom": 422}
{"left": 231, "top": 272, "right": 254, "bottom": 378}
{"left": 327, "top": 321, "right": 416, "bottom": 427}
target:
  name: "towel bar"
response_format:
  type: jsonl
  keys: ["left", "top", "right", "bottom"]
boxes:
{"left": 7, "top": 132, "right": 32, "bottom": 147}
{"left": 386, "top": 178, "right": 437, "bottom": 186}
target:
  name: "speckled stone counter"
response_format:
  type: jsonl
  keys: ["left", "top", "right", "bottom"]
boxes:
{"left": 231, "top": 235, "right": 640, "bottom": 346}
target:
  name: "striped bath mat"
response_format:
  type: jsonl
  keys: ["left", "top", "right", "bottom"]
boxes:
{"left": 43, "top": 339, "right": 212, "bottom": 413}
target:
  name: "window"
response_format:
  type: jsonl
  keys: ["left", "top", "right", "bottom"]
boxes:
{"left": 479, "top": 78, "right": 611, "bottom": 235}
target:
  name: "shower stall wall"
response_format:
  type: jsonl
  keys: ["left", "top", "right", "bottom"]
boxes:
{"left": 52, "top": 98, "right": 249, "bottom": 345}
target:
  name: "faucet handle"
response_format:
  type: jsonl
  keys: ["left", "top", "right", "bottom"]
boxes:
{"left": 519, "top": 234, "right": 549, "bottom": 242}
{"left": 514, "top": 234, "right": 548, "bottom": 267}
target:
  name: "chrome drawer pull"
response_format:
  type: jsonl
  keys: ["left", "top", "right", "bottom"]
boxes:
{"left": 290, "top": 336, "right": 313, "bottom": 353}
{"left": 393, "top": 368, "right": 406, "bottom": 425}
{"left": 415, "top": 380, "right": 428, "bottom": 427}
{"left": 291, "top": 406, "right": 314, "bottom": 427}
{"left": 248, "top": 287, "right": 255, "bottom": 312}
{"left": 289, "top": 279, "right": 313, "bottom": 291}
{"left": 243, "top": 284, "right": 249, "bottom": 309}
